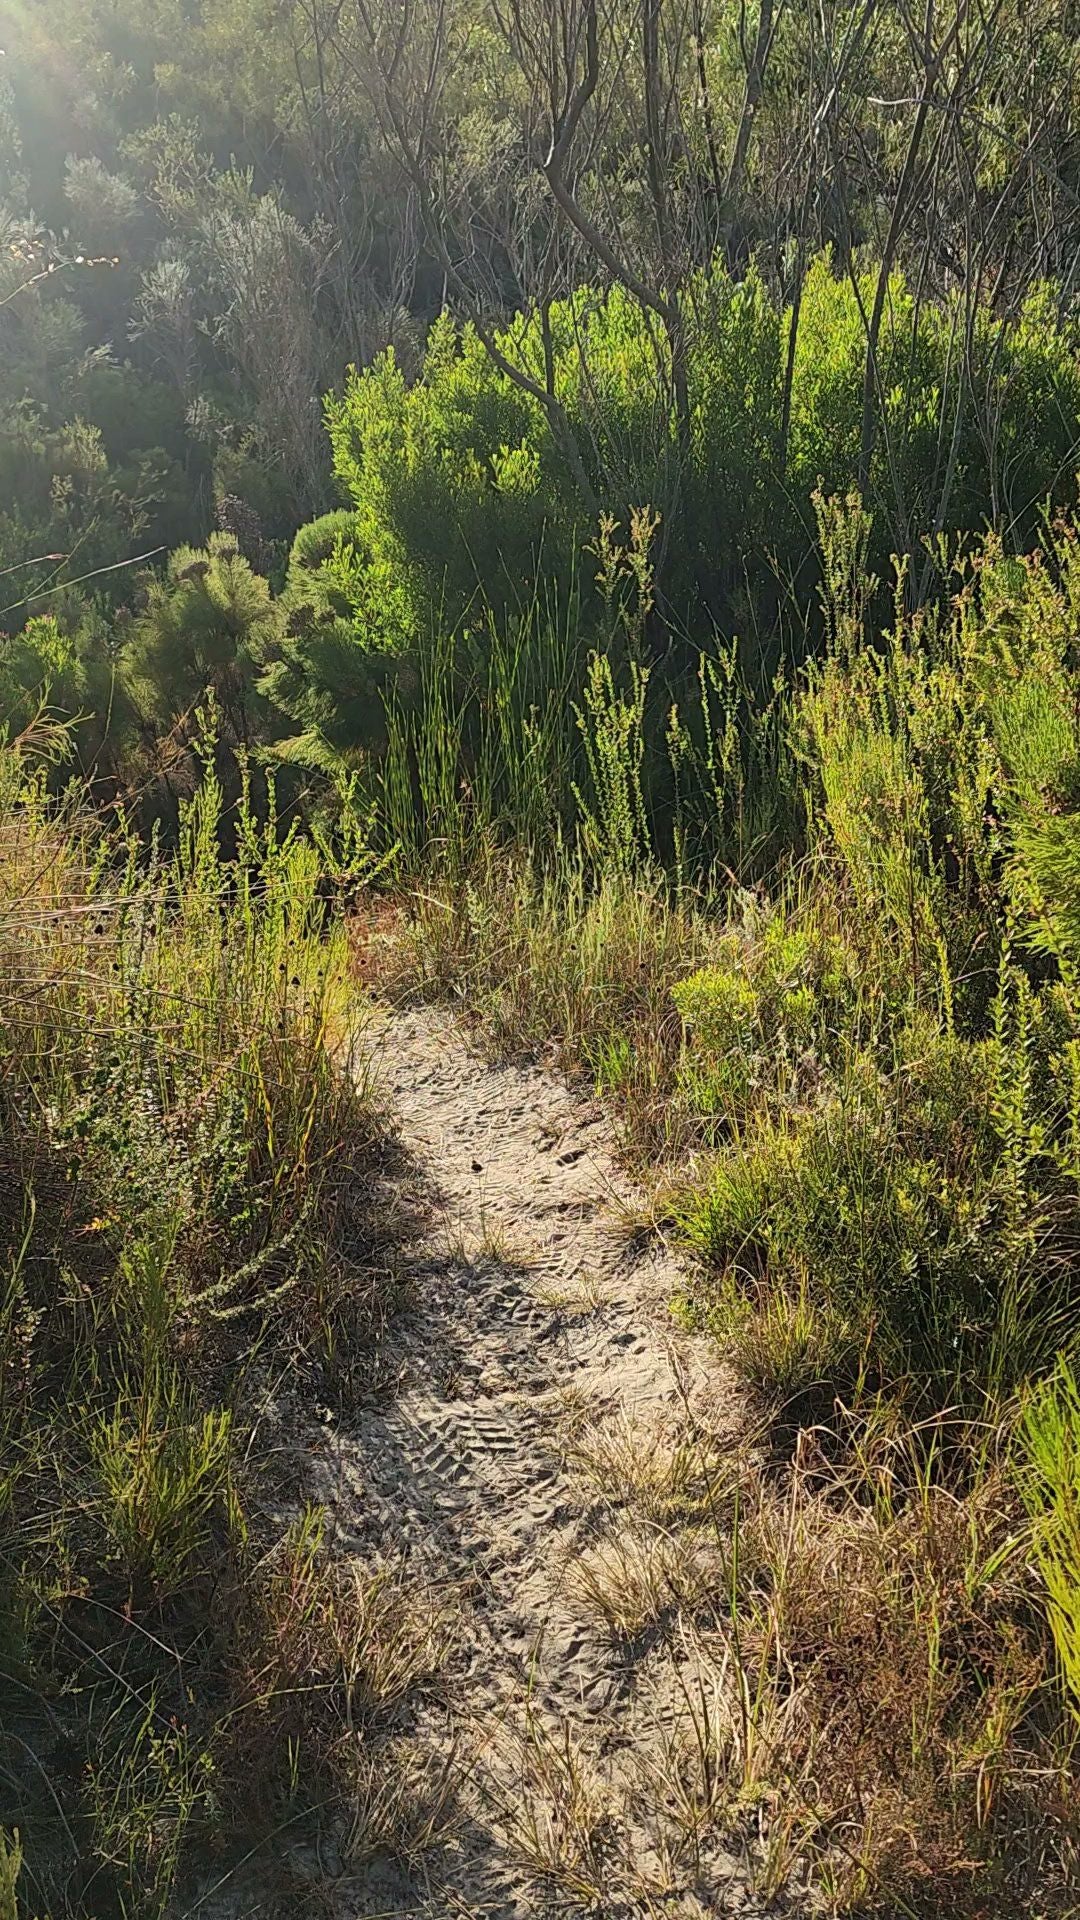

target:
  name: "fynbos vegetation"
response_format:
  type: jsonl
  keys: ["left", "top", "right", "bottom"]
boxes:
{"left": 5, "top": 0, "right": 1080, "bottom": 1913}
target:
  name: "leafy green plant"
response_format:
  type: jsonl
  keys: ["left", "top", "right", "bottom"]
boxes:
{"left": 90, "top": 1376, "right": 235, "bottom": 1598}
{"left": 1022, "top": 1357, "right": 1080, "bottom": 1715}
{"left": 324, "top": 257, "right": 1080, "bottom": 663}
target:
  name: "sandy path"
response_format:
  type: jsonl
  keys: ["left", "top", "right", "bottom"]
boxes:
{"left": 312, "top": 1006, "right": 767, "bottom": 1918}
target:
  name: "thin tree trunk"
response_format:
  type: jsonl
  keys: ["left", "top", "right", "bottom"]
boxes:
{"left": 726, "top": 0, "right": 777, "bottom": 209}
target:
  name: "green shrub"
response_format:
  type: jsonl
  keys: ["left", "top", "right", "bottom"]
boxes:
{"left": 0, "top": 606, "right": 134, "bottom": 773}
{"left": 122, "top": 529, "right": 281, "bottom": 737}
{"left": 326, "top": 316, "right": 568, "bottom": 652}
{"left": 324, "top": 257, "right": 1080, "bottom": 657}
{"left": 675, "top": 961, "right": 759, "bottom": 1113}
{"left": 287, "top": 506, "right": 360, "bottom": 576}
{"left": 674, "top": 900, "right": 858, "bottom": 1121}
{"left": 682, "top": 986, "right": 1080, "bottom": 1404}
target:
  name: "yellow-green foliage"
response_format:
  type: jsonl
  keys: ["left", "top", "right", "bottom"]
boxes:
{"left": 1023, "top": 1357, "right": 1080, "bottom": 1716}
{"left": 326, "top": 258, "right": 1080, "bottom": 649}
{"left": 672, "top": 509, "right": 1080, "bottom": 1406}
{"left": 674, "top": 905, "right": 855, "bottom": 1116}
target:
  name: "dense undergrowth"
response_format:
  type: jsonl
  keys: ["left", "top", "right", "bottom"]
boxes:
{"left": 0, "top": 725, "right": 442, "bottom": 1918}
{"left": 6, "top": 217, "right": 1080, "bottom": 1920}
{"left": 365, "top": 499, "right": 1080, "bottom": 1912}
{"left": 326, "top": 262, "right": 1080, "bottom": 647}
{"left": 10, "top": 467, "right": 1080, "bottom": 1910}
{"left": 5, "top": 1, "right": 1080, "bottom": 1907}
{"left": 8, "top": 250, "right": 1080, "bottom": 797}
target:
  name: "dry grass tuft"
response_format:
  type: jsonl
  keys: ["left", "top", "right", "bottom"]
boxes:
{"left": 345, "top": 1738, "right": 461, "bottom": 1865}
{"left": 566, "top": 1526, "right": 720, "bottom": 1641}
{"left": 662, "top": 1420, "right": 1080, "bottom": 1914}
{"left": 481, "top": 1711, "right": 615, "bottom": 1906}
{"left": 563, "top": 1409, "right": 736, "bottom": 1526}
